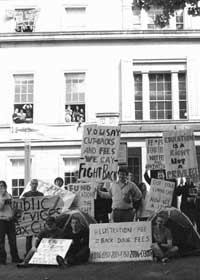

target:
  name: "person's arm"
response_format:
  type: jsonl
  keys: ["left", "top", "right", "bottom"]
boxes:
{"left": 0, "top": 196, "right": 5, "bottom": 210}
{"left": 159, "top": 228, "right": 173, "bottom": 249}
{"left": 144, "top": 169, "right": 151, "bottom": 185}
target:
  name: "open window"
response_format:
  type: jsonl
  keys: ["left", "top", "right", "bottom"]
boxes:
{"left": 14, "top": 9, "right": 37, "bottom": 32}
{"left": 13, "top": 74, "right": 34, "bottom": 124}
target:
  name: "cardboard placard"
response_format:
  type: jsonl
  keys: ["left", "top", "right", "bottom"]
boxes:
{"left": 163, "top": 129, "right": 199, "bottom": 179}
{"left": 67, "top": 183, "right": 95, "bottom": 216}
{"left": 79, "top": 125, "right": 121, "bottom": 182}
{"left": 89, "top": 222, "right": 152, "bottom": 262}
{"left": 146, "top": 138, "right": 165, "bottom": 170}
{"left": 29, "top": 238, "right": 72, "bottom": 265}
{"left": 145, "top": 179, "right": 175, "bottom": 211}
{"left": 13, "top": 196, "right": 63, "bottom": 236}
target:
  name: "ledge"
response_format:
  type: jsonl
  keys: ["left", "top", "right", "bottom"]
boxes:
{"left": 1, "top": 29, "right": 200, "bottom": 43}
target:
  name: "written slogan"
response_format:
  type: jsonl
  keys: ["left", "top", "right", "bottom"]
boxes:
{"left": 146, "top": 138, "right": 165, "bottom": 170}
{"left": 13, "top": 195, "right": 63, "bottom": 236}
{"left": 163, "top": 130, "right": 199, "bottom": 179}
{"left": 79, "top": 125, "right": 121, "bottom": 182}
{"left": 89, "top": 222, "right": 152, "bottom": 262}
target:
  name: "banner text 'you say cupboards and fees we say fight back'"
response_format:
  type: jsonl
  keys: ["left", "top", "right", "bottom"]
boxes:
{"left": 79, "top": 125, "right": 121, "bottom": 182}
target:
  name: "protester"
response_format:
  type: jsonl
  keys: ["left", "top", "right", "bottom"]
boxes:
{"left": 17, "top": 216, "right": 63, "bottom": 268}
{"left": 144, "top": 167, "right": 178, "bottom": 208}
{"left": 176, "top": 177, "right": 198, "bottom": 225}
{"left": 54, "top": 177, "right": 64, "bottom": 188}
{"left": 22, "top": 179, "right": 44, "bottom": 256}
{"left": 94, "top": 182, "right": 112, "bottom": 223}
{"left": 136, "top": 182, "right": 149, "bottom": 220}
{"left": 0, "top": 180, "right": 21, "bottom": 264}
{"left": 56, "top": 216, "right": 90, "bottom": 267}
{"left": 152, "top": 214, "right": 178, "bottom": 263}
{"left": 97, "top": 167, "right": 142, "bottom": 222}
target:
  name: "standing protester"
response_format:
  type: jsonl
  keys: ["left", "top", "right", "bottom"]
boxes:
{"left": 17, "top": 216, "right": 63, "bottom": 268}
{"left": 0, "top": 180, "right": 21, "bottom": 264}
{"left": 56, "top": 216, "right": 90, "bottom": 267}
{"left": 144, "top": 168, "right": 178, "bottom": 208}
{"left": 23, "top": 179, "right": 44, "bottom": 256}
{"left": 152, "top": 214, "right": 178, "bottom": 263}
{"left": 98, "top": 167, "right": 142, "bottom": 222}
{"left": 94, "top": 182, "right": 112, "bottom": 223}
{"left": 136, "top": 182, "right": 149, "bottom": 220}
{"left": 54, "top": 177, "right": 64, "bottom": 188}
{"left": 177, "top": 177, "right": 197, "bottom": 225}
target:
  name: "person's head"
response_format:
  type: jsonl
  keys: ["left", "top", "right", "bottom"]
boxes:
{"left": 70, "top": 216, "right": 82, "bottom": 234}
{"left": 54, "top": 177, "right": 64, "bottom": 188}
{"left": 97, "top": 182, "right": 104, "bottom": 191}
{"left": 73, "top": 170, "right": 79, "bottom": 182}
{"left": 45, "top": 216, "right": 56, "bottom": 231}
{"left": 20, "top": 109, "right": 24, "bottom": 114}
{"left": 128, "top": 172, "right": 134, "bottom": 182}
{"left": 157, "top": 170, "right": 165, "bottom": 180}
{"left": 155, "top": 214, "right": 167, "bottom": 228}
{"left": 118, "top": 167, "right": 128, "bottom": 183}
{"left": 0, "top": 181, "right": 7, "bottom": 196}
{"left": 14, "top": 108, "right": 19, "bottom": 113}
{"left": 138, "top": 182, "right": 147, "bottom": 198}
{"left": 30, "top": 179, "right": 38, "bottom": 192}
{"left": 186, "top": 177, "right": 192, "bottom": 184}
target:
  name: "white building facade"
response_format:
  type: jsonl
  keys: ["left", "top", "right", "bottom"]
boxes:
{"left": 0, "top": 0, "right": 200, "bottom": 195}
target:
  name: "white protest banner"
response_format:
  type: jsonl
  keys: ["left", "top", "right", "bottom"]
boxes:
{"left": 13, "top": 195, "right": 63, "bottom": 236}
{"left": 145, "top": 179, "right": 175, "bottom": 211}
{"left": 163, "top": 129, "right": 199, "bottom": 180}
{"left": 29, "top": 238, "right": 72, "bottom": 265}
{"left": 89, "top": 222, "right": 152, "bottom": 262}
{"left": 67, "top": 183, "right": 95, "bottom": 216}
{"left": 79, "top": 125, "right": 121, "bottom": 182}
{"left": 146, "top": 138, "right": 165, "bottom": 170}
{"left": 20, "top": 180, "right": 75, "bottom": 212}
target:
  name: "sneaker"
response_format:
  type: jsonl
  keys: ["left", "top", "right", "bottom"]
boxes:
{"left": 16, "top": 262, "right": 29, "bottom": 268}
{"left": 161, "top": 257, "right": 170, "bottom": 263}
{"left": 12, "top": 258, "right": 23, "bottom": 263}
{"left": 56, "top": 255, "right": 65, "bottom": 268}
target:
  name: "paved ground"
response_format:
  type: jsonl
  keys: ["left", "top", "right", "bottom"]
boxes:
{"left": 2, "top": 237, "right": 200, "bottom": 280}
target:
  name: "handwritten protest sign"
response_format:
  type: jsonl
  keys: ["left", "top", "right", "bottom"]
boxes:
{"left": 146, "top": 138, "right": 165, "bottom": 170}
{"left": 145, "top": 179, "right": 175, "bottom": 211}
{"left": 163, "top": 129, "right": 199, "bottom": 179}
{"left": 67, "top": 183, "right": 95, "bottom": 216}
{"left": 89, "top": 222, "right": 152, "bottom": 262}
{"left": 79, "top": 125, "right": 121, "bottom": 182}
{"left": 20, "top": 180, "right": 75, "bottom": 212}
{"left": 13, "top": 195, "right": 63, "bottom": 236}
{"left": 29, "top": 238, "right": 72, "bottom": 265}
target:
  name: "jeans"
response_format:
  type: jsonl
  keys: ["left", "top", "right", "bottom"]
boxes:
{"left": 0, "top": 219, "right": 20, "bottom": 263}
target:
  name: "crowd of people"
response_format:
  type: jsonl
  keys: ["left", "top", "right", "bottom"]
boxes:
{"left": 12, "top": 105, "right": 33, "bottom": 124}
{"left": 0, "top": 166, "right": 199, "bottom": 267}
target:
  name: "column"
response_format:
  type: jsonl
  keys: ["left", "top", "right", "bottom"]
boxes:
{"left": 172, "top": 71, "right": 179, "bottom": 120}
{"left": 142, "top": 72, "right": 150, "bottom": 120}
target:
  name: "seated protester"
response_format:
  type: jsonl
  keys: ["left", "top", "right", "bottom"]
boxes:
{"left": 94, "top": 182, "right": 112, "bottom": 223}
{"left": 56, "top": 216, "right": 90, "bottom": 267}
{"left": 17, "top": 216, "right": 63, "bottom": 268}
{"left": 144, "top": 168, "right": 178, "bottom": 208}
{"left": 152, "top": 214, "right": 178, "bottom": 263}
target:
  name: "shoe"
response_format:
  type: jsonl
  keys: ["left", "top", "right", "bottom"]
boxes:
{"left": 161, "top": 257, "right": 170, "bottom": 263}
{"left": 12, "top": 258, "right": 23, "bottom": 263}
{"left": 56, "top": 255, "right": 65, "bottom": 268}
{"left": 16, "top": 262, "right": 29, "bottom": 268}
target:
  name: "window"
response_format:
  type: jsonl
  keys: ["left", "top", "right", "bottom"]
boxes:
{"left": 63, "top": 158, "right": 79, "bottom": 187}
{"left": 11, "top": 159, "right": 25, "bottom": 198}
{"left": 179, "top": 72, "right": 187, "bottom": 119}
{"left": 15, "top": 9, "right": 36, "bottom": 32}
{"left": 147, "top": 8, "right": 169, "bottom": 30}
{"left": 134, "top": 74, "right": 143, "bottom": 120}
{"left": 176, "top": 10, "right": 184, "bottom": 30}
{"left": 65, "top": 7, "right": 86, "bottom": 29}
{"left": 13, "top": 74, "right": 34, "bottom": 124}
{"left": 65, "top": 72, "right": 86, "bottom": 123}
{"left": 149, "top": 73, "right": 172, "bottom": 120}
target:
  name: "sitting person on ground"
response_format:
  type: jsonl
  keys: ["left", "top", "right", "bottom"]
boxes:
{"left": 56, "top": 216, "right": 90, "bottom": 267}
{"left": 17, "top": 216, "right": 63, "bottom": 268}
{"left": 152, "top": 214, "right": 178, "bottom": 263}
